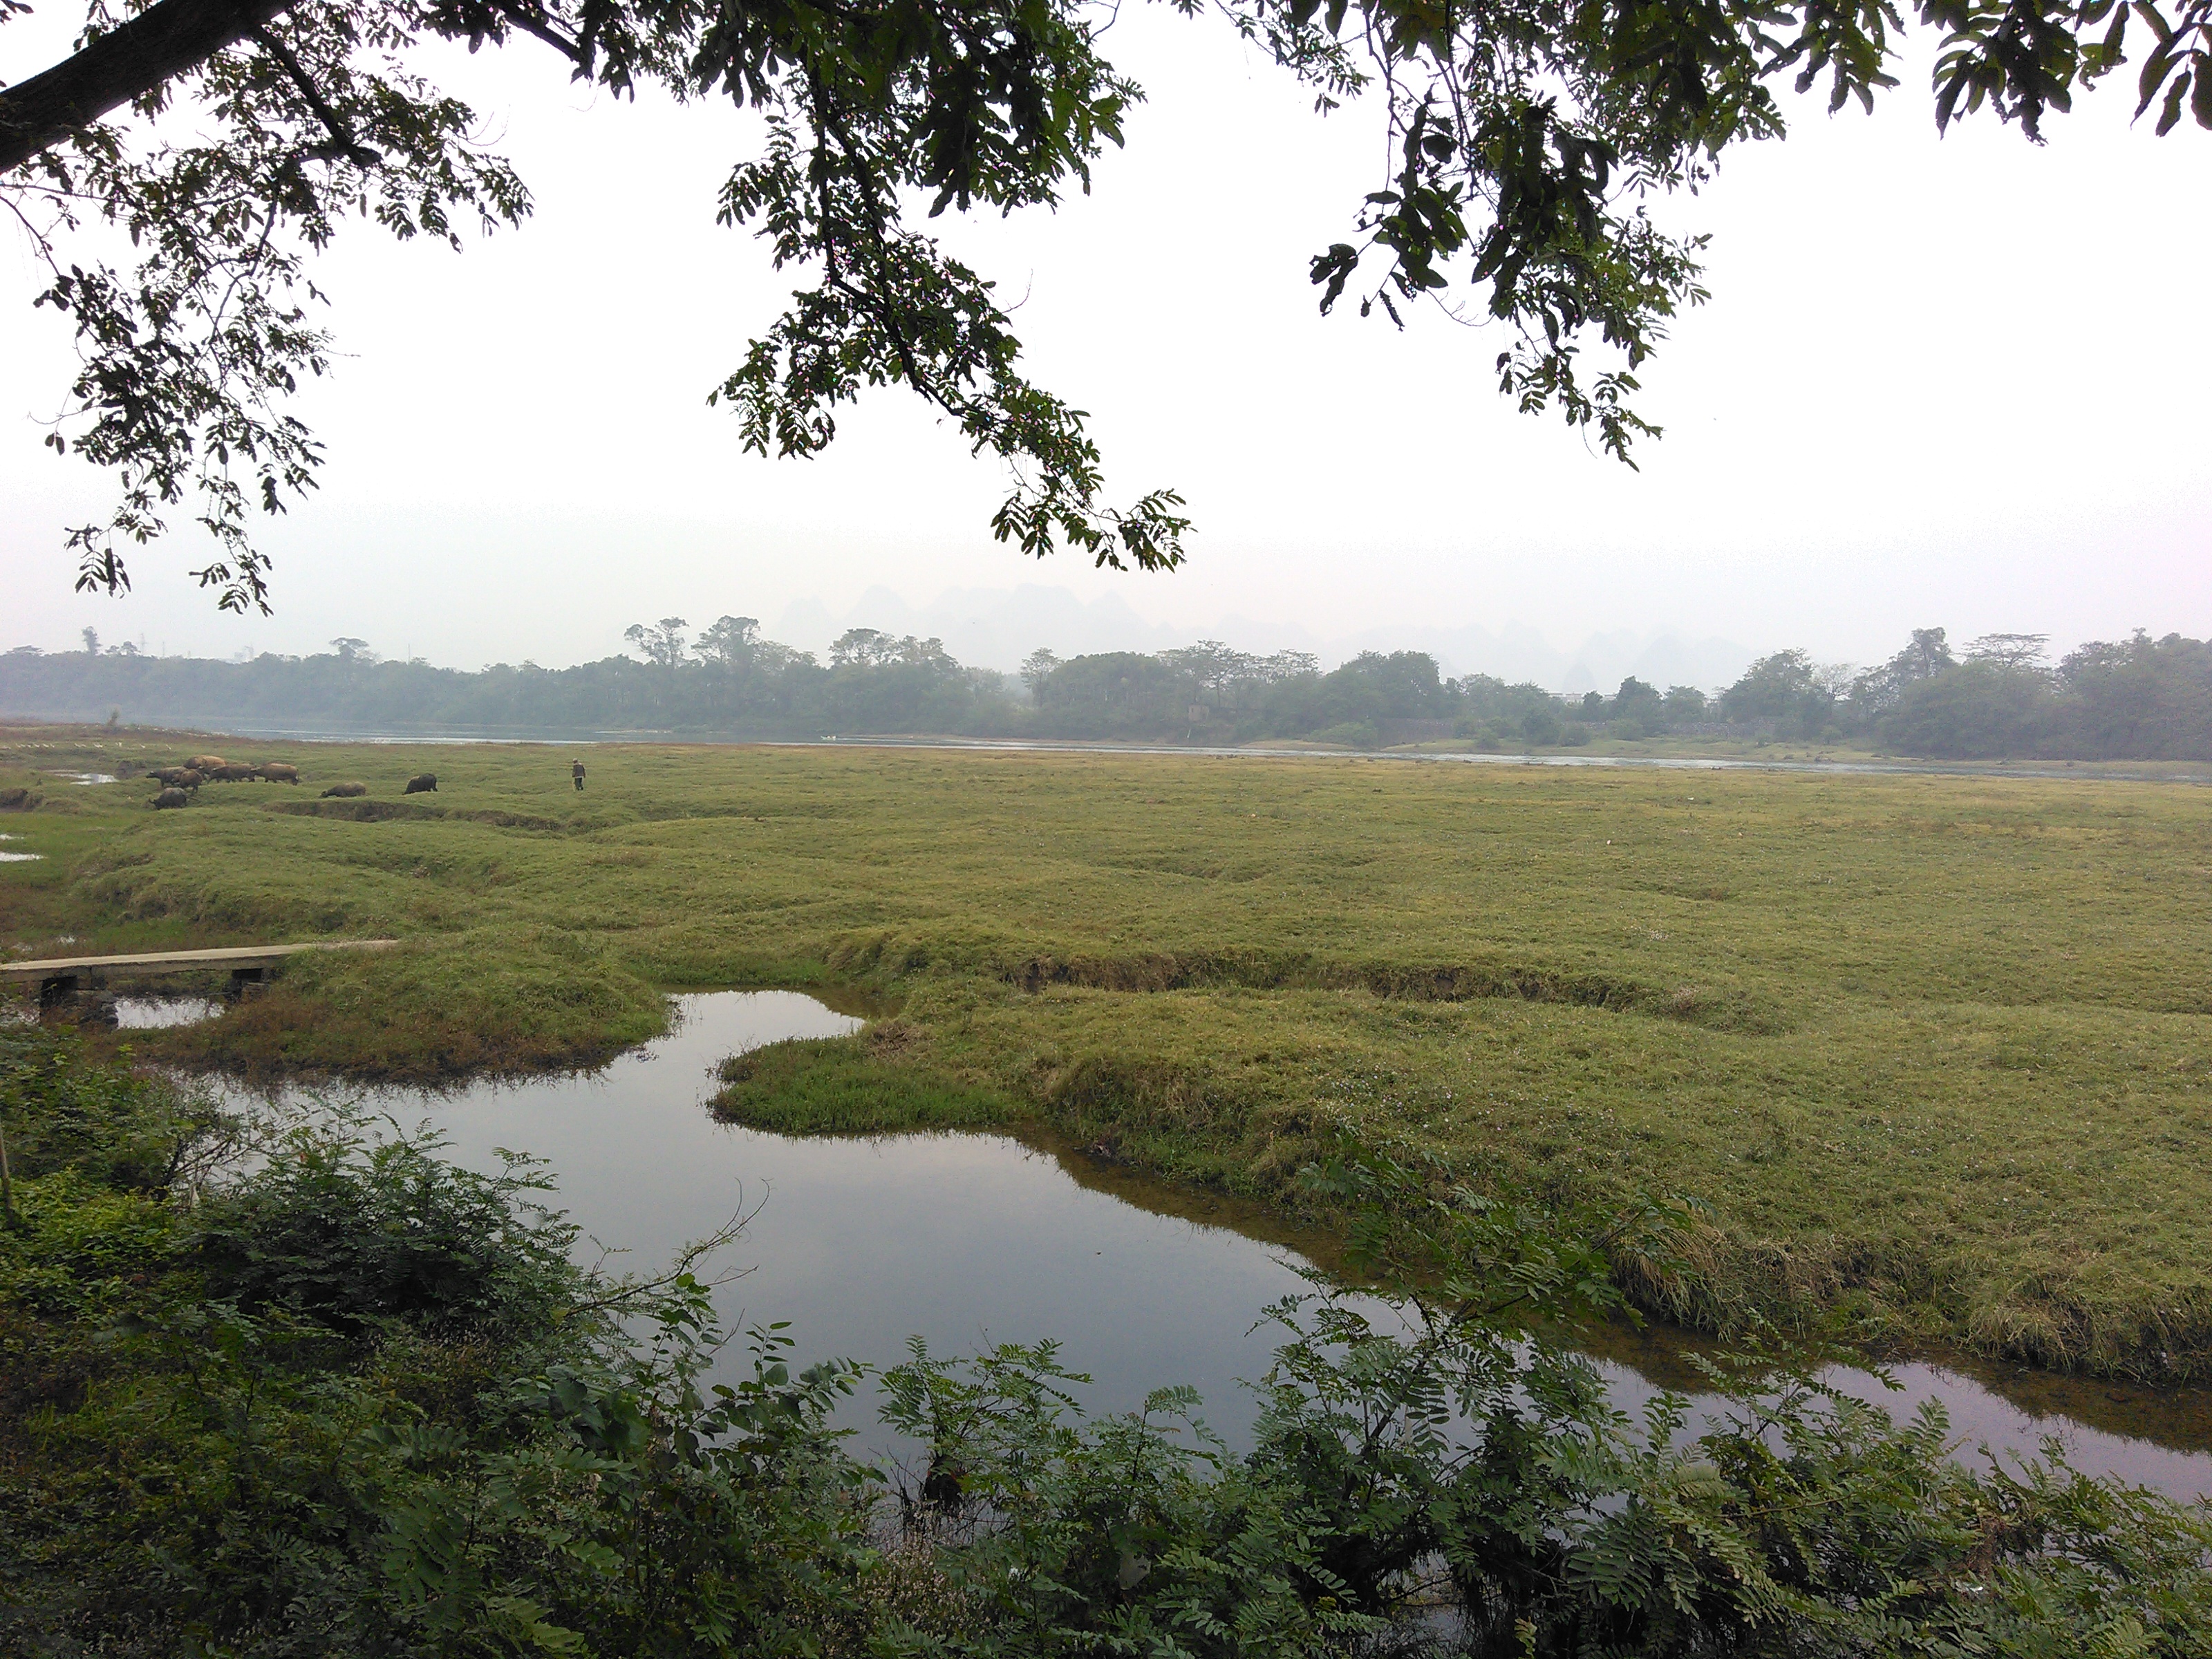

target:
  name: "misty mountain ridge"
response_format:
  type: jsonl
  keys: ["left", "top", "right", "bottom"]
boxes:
{"left": 773, "top": 584, "right": 1753, "bottom": 693}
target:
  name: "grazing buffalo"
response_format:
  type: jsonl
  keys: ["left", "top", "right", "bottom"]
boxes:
{"left": 152, "top": 787, "right": 189, "bottom": 810}
{"left": 207, "top": 763, "right": 259, "bottom": 782}
{"left": 402, "top": 773, "right": 438, "bottom": 794}
{"left": 187, "top": 754, "right": 226, "bottom": 772}
{"left": 151, "top": 767, "right": 203, "bottom": 789}
{"left": 321, "top": 781, "right": 368, "bottom": 798}
{"left": 258, "top": 762, "right": 301, "bottom": 785}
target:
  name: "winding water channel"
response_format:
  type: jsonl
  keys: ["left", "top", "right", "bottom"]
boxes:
{"left": 198, "top": 991, "right": 2212, "bottom": 1501}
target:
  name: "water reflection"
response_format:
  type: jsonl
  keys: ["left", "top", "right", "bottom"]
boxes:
{"left": 205, "top": 991, "right": 2212, "bottom": 1499}
{"left": 113, "top": 996, "right": 224, "bottom": 1029}
{"left": 771, "top": 737, "right": 2212, "bottom": 787}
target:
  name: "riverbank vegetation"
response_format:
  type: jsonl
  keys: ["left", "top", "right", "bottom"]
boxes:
{"left": 6, "top": 1021, "right": 2209, "bottom": 1654}
{"left": 8, "top": 621, "right": 2212, "bottom": 762}
{"left": 3, "top": 726, "right": 2211, "bottom": 1385}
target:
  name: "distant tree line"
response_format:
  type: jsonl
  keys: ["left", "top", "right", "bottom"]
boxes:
{"left": 5, "top": 621, "right": 2209, "bottom": 762}
{"left": 1703, "top": 629, "right": 2212, "bottom": 761}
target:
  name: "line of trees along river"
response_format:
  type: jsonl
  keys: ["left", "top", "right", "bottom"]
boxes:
{"left": 6, "top": 623, "right": 2211, "bottom": 761}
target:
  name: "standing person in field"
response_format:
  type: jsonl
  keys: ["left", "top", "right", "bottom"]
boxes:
{"left": 572, "top": 758, "right": 586, "bottom": 792}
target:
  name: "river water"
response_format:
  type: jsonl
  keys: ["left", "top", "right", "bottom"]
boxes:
{"left": 63, "top": 722, "right": 2206, "bottom": 785}
{"left": 198, "top": 991, "right": 2212, "bottom": 1499}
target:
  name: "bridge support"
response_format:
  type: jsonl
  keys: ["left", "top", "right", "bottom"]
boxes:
{"left": 37, "top": 972, "right": 86, "bottom": 1007}
{"left": 5, "top": 939, "right": 395, "bottom": 1013}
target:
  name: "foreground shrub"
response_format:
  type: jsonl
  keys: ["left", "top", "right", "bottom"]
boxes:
{"left": 2, "top": 1030, "right": 2207, "bottom": 1656}
{"left": 0, "top": 1027, "right": 872, "bottom": 1657}
{"left": 874, "top": 1149, "right": 2212, "bottom": 1656}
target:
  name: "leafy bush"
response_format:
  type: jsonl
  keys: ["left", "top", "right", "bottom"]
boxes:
{"left": 189, "top": 1127, "right": 585, "bottom": 1341}
{"left": 0, "top": 1029, "right": 870, "bottom": 1657}
{"left": 0, "top": 1023, "right": 222, "bottom": 1191}
{"left": 874, "top": 1150, "right": 2212, "bottom": 1656}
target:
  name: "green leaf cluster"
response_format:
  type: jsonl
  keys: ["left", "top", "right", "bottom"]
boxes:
{"left": 10, "top": 0, "right": 2209, "bottom": 605}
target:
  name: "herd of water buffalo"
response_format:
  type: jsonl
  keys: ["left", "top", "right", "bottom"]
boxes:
{"left": 147, "top": 753, "right": 438, "bottom": 809}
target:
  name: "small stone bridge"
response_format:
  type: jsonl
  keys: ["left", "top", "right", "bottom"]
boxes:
{"left": 3, "top": 940, "right": 397, "bottom": 1005}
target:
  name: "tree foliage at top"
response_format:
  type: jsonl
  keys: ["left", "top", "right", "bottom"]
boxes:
{"left": 3, "top": 0, "right": 2205, "bottom": 610}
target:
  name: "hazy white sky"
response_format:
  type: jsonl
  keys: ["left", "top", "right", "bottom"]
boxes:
{"left": 3, "top": 4, "right": 2207, "bottom": 678}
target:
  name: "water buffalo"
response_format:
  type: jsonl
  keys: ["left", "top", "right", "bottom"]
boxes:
{"left": 321, "top": 781, "right": 368, "bottom": 798}
{"left": 187, "top": 754, "right": 226, "bottom": 772}
{"left": 403, "top": 773, "right": 438, "bottom": 794}
{"left": 152, "top": 787, "right": 189, "bottom": 810}
{"left": 258, "top": 762, "right": 301, "bottom": 785}
{"left": 151, "top": 766, "right": 203, "bottom": 789}
{"left": 207, "top": 763, "right": 259, "bottom": 782}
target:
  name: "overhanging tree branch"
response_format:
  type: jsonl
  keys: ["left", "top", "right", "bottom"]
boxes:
{"left": 9, "top": 0, "right": 2204, "bottom": 608}
{"left": 0, "top": 0, "right": 301, "bottom": 175}
{"left": 482, "top": 0, "right": 584, "bottom": 67}
{"left": 247, "top": 21, "right": 379, "bottom": 165}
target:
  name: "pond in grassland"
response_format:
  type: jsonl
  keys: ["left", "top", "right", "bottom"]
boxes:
{"left": 199, "top": 991, "right": 2212, "bottom": 1500}
{"left": 113, "top": 995, "right": 227, "bottom": 1028}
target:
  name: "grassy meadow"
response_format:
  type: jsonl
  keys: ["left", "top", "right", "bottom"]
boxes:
{"left": 3, "top": 723, "right": 2210, "bottom": 1382}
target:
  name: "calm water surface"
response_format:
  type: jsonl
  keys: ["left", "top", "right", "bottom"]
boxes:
{"left": 204, "top": 991, "right": 2212, "bottom": 1499}
{"left": 115, "top": 995, "right": 225, "bottom": 1028}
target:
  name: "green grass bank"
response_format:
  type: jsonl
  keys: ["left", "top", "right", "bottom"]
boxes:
{"left": 5, "top": 722, "right": 2211, "bottom": 1382}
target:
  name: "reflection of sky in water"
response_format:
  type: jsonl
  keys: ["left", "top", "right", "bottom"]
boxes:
{"left": 205, "top": 993, "right": 2212, "bottom": 1501}
{"left": 113, "top": 997, "right": 224, "bottom": 1029}
{"left": 1593, "top": 1346, "right": 2211, "bottom": 1503}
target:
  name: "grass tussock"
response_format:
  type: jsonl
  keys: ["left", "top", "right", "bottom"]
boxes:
{"left": 148, "top": 930, "right": 667, "bottom": 1082}
{"left": 270, "top": 798, "right": 568, "bottom": 832}
{"left": 711, "top": 1031, "right": 1009, "bottom": 1136}
{"left": 997, "top": 948, "right": 1785, "bottom": 1033}
{"left": 6, "top": 724, "right": 2212, "bottom": 1379}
